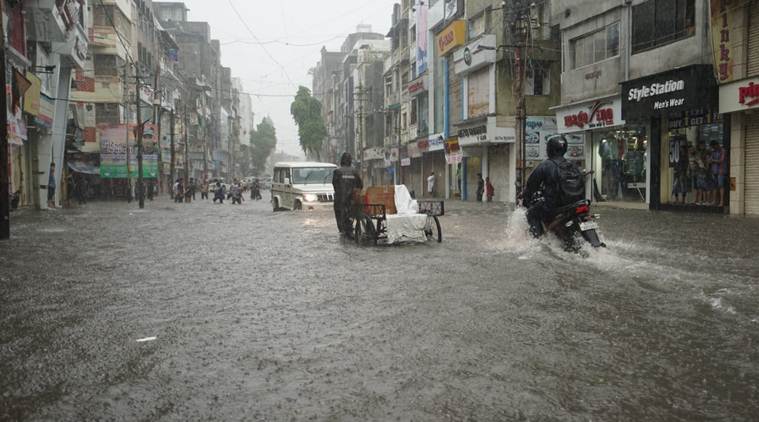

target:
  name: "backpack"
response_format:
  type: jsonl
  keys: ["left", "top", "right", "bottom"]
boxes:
{"left": 551, "top": 159, "right": 585, "bottom": 204}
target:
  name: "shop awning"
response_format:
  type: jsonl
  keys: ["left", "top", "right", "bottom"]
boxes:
{"left": 68, "top": 161, "right": 100, "bottom": 175}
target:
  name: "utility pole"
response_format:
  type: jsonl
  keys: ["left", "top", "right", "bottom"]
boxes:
{"left": 125, "top": 64, "right": 132, "bottom": 203}
{"left": 170, "top": 108, "right": 175, "bottom": 188}
{"left": 153, "top": 65, "right": 161, "bottom": 194}
{"left": 506, "top": 0, "right": 530, "bottom": 201}
{"left": 135, "top": 73, "right": 145, "bottom": 209}
{"left": 0, "top": 0, "right": 10, "bottom": 240}
{"left": 183, "top": 103, "right": 189, "bottom": 200}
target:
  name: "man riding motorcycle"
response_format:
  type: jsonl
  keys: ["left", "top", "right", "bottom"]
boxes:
{"left": 332, "top": 152, "right": 363, "bottom": 237}
{"left": 523, "top": 134, "right": 585, "bottom": 238}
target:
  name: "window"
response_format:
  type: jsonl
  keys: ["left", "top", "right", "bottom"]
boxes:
{"left": 571, "top": 22, "right": 620, "bottom": 69}
{"left": 410, "top": 98, "right": 418, "bottom": 125}
{"left": 469, "top": 12, "right": 487, "bottom": 39}
{"left": 467, "top": 68, "right": 490, "bottom": 117}
{"left": 524, "top": 60, "right": 551, "bottom": 96}
{"left": 632, "top": 0, "right": 695, "bottom": 53}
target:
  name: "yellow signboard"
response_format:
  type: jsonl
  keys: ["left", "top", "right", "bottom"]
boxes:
{"left": 436, "top": 20, "right": 466, "bottom": 56}
{"left": 23, "top": 72, "right": 41, "bottom": 116}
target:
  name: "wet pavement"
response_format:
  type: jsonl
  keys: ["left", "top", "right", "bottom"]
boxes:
{"left": 1, "top": 195, "right": 759, "bottom": 421}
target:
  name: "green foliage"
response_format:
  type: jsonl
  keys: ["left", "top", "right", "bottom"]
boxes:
{"left": 290, "top": 86, "right": 327, "bottom": 160}
{"left": 249, "top": 117, "right": 277, "bottom": 175}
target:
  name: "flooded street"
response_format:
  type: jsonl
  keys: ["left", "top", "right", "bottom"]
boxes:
{"left": 1, "top": 198, "right": 758, "bottom": 421}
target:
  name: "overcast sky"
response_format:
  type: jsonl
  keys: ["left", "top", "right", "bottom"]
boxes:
{"left": 179, "top": 0, "right": 399, "bottom": 158}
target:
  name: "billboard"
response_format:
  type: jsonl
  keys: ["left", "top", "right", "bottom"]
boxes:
{"left": 99, "top": 124, "right": 159, "bottom": 179}
{"left": 415, "top": 1, "right": 428, "bottom": 75}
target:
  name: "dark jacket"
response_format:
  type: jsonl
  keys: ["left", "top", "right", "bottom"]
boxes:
{"left": 332, "top": 166, "right": 363, "bottom": 203}
{"left": 524, "top": 156, "right": 569, "bottom": 209}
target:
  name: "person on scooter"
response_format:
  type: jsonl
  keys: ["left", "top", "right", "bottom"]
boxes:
{"left": 523, "top": 134, "right": 585, "bottom": 238}
{"left": 332, "top": 152, "right": 363, "bottom": 237}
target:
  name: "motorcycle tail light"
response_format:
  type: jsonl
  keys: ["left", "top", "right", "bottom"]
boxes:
{"left": 575, "top": 204, "right": 590, "bottom": 215}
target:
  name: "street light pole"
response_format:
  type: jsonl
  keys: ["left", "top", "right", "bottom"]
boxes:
{"left": 184, "top": 103, "right": 189, "bottom": 201}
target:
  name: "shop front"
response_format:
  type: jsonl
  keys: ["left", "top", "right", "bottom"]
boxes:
{"left": 422, "top": 134, "right": 447, "bottom": 198}
{"left": 621, "top": 65, "right": 726, "bottom": 212}
{"left": 456, "top": 117, "right": 516, "bottom": 202}
{"left": 555, "top": 96, "right": 649, "bottom": 207}
{"left": 719, "top": 76, "right": 759, "bottom": 215}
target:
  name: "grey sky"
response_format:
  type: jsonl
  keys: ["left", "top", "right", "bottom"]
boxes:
{"left": 180, "top": 0, "right": 399, "bottom": 158}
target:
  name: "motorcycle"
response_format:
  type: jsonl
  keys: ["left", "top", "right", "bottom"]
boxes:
{"left": 522, "top": 191, "right": 606, "bottom": 252}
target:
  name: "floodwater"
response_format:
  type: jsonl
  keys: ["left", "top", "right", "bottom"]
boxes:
{"left": 1, "top": 196, "right": 758, "bottom": 421}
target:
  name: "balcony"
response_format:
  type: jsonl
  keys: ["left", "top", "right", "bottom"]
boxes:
{"left": 26, "top": 0, "right": 68, "bottom": 43}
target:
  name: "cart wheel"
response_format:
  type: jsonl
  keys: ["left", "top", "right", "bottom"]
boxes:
{"left": 354, "top": 215, "right": 377, "bottom": 246}
{"left": 425, "top": 215, "right": 442, "bottom": 243}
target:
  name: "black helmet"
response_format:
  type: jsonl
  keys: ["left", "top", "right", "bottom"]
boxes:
{"left": 339, "top": 152, "right": 352, "bottom": 167}
{"left": 546, "top": 134, "right": 568, "bottom": 159}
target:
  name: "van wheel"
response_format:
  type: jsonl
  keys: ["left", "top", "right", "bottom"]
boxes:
{"left": 293, "top": 200, "right": 302, "bottom": 211}
{"left": 272, "top": 198, "right": 280, "bottom": 212}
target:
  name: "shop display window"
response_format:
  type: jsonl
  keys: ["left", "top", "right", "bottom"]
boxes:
{"left": 663, "top": 123, "right": 727, "bottom": 207}
{"left": 591, "top": 127, "right": 648, "bottom": 203}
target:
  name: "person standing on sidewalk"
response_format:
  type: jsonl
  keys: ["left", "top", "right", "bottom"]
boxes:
{"left": 427, "top": 172, "right": 436, "bottom": 198}
{"left": 486, "top": 177, "right": 494, "bottom": 202}
{"left": 47, "top": 162, "right": 57, "bottom": 208}
{"left": 476, "top": 173, "right": 485, "bottom": 202}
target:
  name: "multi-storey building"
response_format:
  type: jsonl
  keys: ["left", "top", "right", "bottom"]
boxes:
{"left": 8, "top": 0, "right": 90, "bottom": 209}
{"left": 156, "top": 2, "right": 224, "bottom": 182}
{"left": 552, "top": 0, "right": 726, "bottom": 214}
{"left": 713, "top": 0, "right": 759, "bottom": 216}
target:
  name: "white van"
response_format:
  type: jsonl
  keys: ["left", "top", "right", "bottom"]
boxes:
{"left": 271, "top": 162, "right": 337, "bottom": 211}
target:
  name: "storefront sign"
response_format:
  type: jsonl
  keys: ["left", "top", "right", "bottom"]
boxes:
{"left": 363, "top": 146, "right": 385, "bottom": 161}
{"left": 556, "top": 97, "right": 624, "bottom": 134}
{"left": 416, "top": 138, "right": 430, "bottom": 153}
{"left": 710, "top": 0, "right": 740, "bottom": 83}
{"left": 35, "top": 94, "right": 55, "bottom": 128}
{"left": 453, "top": 34, "right": 496, "bottom": 75}
{"left": 427, "top": 134, "right": 445, "bottom": 152}
{"left": 526, "top": 116, "right": 585, "bottom": 161}
{"left": 407, "top": 77, "right": 426, "bottom": 95}
{"left": 436, "top": 20, "right": 465, "bottom": 56}
{"left": 458, "top": 117, "right": 516, "bottom": 147}
{"left": 719, "top": 77, "right": 759, "bottom": 113}
{"left": 621, "top": 65, "right": 716, "bottom": 120}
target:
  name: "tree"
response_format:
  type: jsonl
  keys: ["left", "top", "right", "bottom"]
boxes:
{"left": 249, "top": 117, "right": 277, "bottom": 175}
{"left": 290, "top": 86, "right": 327, "bottom": 160}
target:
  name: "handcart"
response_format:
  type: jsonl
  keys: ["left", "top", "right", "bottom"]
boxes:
{"left": 351, "top": 186, "right": 444, "bottom": 246}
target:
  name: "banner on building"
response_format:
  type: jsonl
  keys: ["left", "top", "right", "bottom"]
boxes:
{"left": 415, "top": 1, "right": 428, "bottom": 75}
{"left": 444, "top": 137, "right": 462, "bottom": 164}
{"left": 23, "top": 72, "right": 42, "bottom": 116}
{"left": 710, "top": 0, "right": 740, "bottom": 83}
{"left": 526, "top": 116, "right": 584, "bottom": 162}
{"left": 99, "top": 124, "right": 159, "bottom": 179}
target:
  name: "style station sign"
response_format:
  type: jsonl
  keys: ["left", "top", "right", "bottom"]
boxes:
{"left": 621, "top": 65, "right": 716, "bottom": 120}
{"left": 719, "top": 77, "right": 759, "bottom": 114}
{"left": 556, "top": 97, "right": 624, "bottom": 134}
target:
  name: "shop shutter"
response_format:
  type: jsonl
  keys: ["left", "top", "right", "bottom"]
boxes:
{"left": 745, "top": 118, "right": 759, "bottom": 215}
{"left": 749, "top": 1, "right": 759, "bottom": 77}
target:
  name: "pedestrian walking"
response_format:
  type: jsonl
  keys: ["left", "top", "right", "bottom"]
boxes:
{"left": 174, "top": 178, "right": 184, "bottom": 203}
{"left": 200, "top": 180, "right": 209, "bottom": 200}
{"left": 189, "top": 178, "right": 197, "bottom": 200}
{"left": 476, "top": 173, "right": 484, "bottom": 202}
{"left": 427, "top": 171, "right": 436, "bottom": 198}
{"left": 213, "top": 181, "right": 225, "bottom": 204}
{"left": 486, "top": 177, "right": 494, "bottom": 202}
{"left": 231, "top": 182, "right": 243, "bottom": 205}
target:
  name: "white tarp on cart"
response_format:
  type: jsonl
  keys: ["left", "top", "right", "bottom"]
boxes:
{"left": 385, "top": 185, "right": 428, "bottom": 244}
